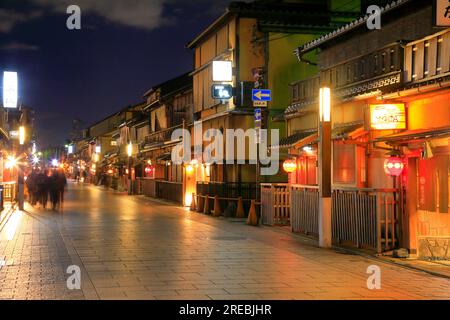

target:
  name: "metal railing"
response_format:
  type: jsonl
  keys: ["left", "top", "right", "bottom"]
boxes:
{"left": 290, "top": 185, "right": 319, "bottom": 236}
{"left": 332, "top": 188, "right": 399, "bottom": 253}
{"left": 196, "top": 182, "right": 257, "bottom": 200}
{"left": 261, "top": 183, "right": 400, "bottom": 253}
{"left": 140, "top": 178, "right": 157, "bottom": 198}
{"left": 261, "top": 183, "right": 290, "bottom": 225}
{"left": 156, "top": 180, "right": 183, "bottom": 204}
{"left": 196, "top": 181, "right": 258, "bottom": 213}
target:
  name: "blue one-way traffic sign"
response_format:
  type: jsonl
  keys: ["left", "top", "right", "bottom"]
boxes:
{"left": 252, "top": 89, "right": 271, "bottom": 101}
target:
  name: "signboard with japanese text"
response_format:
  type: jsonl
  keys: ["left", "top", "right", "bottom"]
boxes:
{"left": 370, "top": 104, "right": 406, "bottom": 130}
{"left": 435, "top": 0, "right": 450, "bottom": 26}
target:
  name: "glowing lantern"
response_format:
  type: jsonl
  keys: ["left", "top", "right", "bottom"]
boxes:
{"left": 145, "top": 165, "right": 154, "bottom": 176}
{"left": 384, "top": 157, "right": 404, "bottom": 176}
{"left": 283, "top": 159, "right": 297, "bottom": 173}
{"left": 186, "top": 165, "right": 194, "bottom": 174}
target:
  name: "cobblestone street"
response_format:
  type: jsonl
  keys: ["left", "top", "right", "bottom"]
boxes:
{"left": 1, "top": 182, "right": 449, "bottom": 300}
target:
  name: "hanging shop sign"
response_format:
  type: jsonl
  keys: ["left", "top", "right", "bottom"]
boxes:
{"left": 211, "top": 84, "right": 233, "bottom": 100}
{"left": 370, "top": 103, "right": 406, "bottom": 130}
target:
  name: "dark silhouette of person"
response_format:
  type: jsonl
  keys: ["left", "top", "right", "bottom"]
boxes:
{"left": 57, "top": 171, "right": 67, "bottom": 210}
{"left": 37, "top": 170, "right": 49, "bottom": 209}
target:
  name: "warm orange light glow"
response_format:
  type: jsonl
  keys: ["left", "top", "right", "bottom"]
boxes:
{"left": 186, "top": 165, "right": 194, "bottom": 174}
{"left": 19, "top": 126, "right": 25, "bottom": 145}
{"left": 283, "top": 159, "right": 297, "bottom": 173}
{"left": 370, "top": 104, "right": 406, "bottom": 130}
{"left": 127, "top": 143, "right": 133, "bottom": 157}
{"left": 5, "top": 156, "right": 17, "bottom": 169}
{"left": 185, "top": 193, "right": 193, "bottom": 207}
{"left": 319, "top": 87, "right": 331, "bottom": 122}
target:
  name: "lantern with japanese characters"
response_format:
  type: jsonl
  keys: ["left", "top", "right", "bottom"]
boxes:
{"left": 384, "top": 156, "right": 404, "bottom": 177}
{"left": 283, "top": 158, "right": 297, "bottom": 173}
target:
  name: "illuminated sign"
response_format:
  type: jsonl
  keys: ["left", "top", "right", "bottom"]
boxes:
{"left": 9, "top": 130, "right": 19, "bottom": 138}
{"left": 211, "top": 84, "right": 233, "bottom": 99}
{"left": 212, "top": 61, "right": 232, "bottom": 82}
{"left": 370, "top": 104, "right": 406, "bottom": 130}
{"left": 3, "top": 71, "right": 18, "bottom": 109}
{"left": 435, "top": 0, "right": 450, "bottom": 27}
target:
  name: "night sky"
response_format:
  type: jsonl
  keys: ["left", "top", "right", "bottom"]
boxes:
{"left": 0, "top": 0, "right": 238, "bottom": 148}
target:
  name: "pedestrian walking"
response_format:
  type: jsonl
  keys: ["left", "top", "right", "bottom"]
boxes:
{"left": 36, "top": 170, "right": 49, "bottom": 209}
{"left": 57, "top": 170, "right": 67, "bottom": 211}
{"left": 49, "top": 170, "right": 60, "bottom": 211}
{"left": 26, "top": 170, "right": 38, "bottom": 205}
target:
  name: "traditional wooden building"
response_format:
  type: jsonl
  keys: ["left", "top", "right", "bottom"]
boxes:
{"left": 187, "top": 0, "right": 360, "bottom": 213}
{"left": 285, "top": 0, "right": 449, "bottom": 256}
{"left": 138, "top": 73, "right": 193, "bottom": 204}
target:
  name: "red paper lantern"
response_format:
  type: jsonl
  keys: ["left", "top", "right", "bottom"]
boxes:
{"left": 384, "top": 157, "right": 404, "bottom": 176}
{"left": 145, "top": 165, "right": 154, "bottom": 176}
{"left": 283, "top": 159, "right": 297, "bottom": 173}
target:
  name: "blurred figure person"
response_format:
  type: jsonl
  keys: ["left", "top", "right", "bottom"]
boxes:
{"left": 49, "top": 170, "right": 60, "bottom": 211}
{"left": 57, "top": 170, "right": 67, "bottom": 211}
{"left": 37, "top": 169, "right": 49, "bottom": 209}
{"left": 26, "top": 169, "right": 38, "bottom": 205}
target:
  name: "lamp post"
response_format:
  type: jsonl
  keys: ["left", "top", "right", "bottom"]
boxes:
{"left": 127, "top": 142, "right": 133, "bottom": 195}
{"left": 18, "top": 126, "right": 25, "bottom": 210}
{"left": 318, "top": 87, "right": 332, "bottom": 248}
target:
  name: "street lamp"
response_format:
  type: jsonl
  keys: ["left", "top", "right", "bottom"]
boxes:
{"left": 18, "top": 126, "right": 26, "bottom": 210}
{"left": 127, "top": 142, "right": 133, "bottom": 195}
{"left": 318, "top": 87, "right": 332, "bottom": 248}
{"left": 19, "top": 126, "right": 25, "bottom": 145}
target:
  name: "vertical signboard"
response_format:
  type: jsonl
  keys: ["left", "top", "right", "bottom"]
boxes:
{"left": 3, "top": 72, "right": 18, "bottom": 109}
{"left": 435, "top": 0, "right": 450, "bottom": 27}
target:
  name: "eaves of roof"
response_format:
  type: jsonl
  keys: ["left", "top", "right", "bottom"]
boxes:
{"left": 294, "top": 0, "right": 414, "bottom": 56}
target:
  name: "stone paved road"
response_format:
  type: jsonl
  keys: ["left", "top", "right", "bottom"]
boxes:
{"left": 1, "top": 182, "right": 450, "bottom": 300}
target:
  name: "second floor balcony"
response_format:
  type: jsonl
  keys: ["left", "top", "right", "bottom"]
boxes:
{"left": 140, "top": 124, "right": 183, "bottom": 150}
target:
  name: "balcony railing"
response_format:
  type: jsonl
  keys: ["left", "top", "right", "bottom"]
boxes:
{"left": 404, "top": 29, "right": 450, "bottom": 83}
{"left": 288, "top": 43, "right": 405, "bottom": 109}
{"left": 290, "top": 76, "right": 320, "bottom": 105}
{"left": 142, "top": 124, "right": 183, "bottom": 147}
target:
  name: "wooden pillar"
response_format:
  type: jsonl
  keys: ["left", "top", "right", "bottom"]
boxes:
{"left": 405, "top": 157, "right": 418, "bottom": 255}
